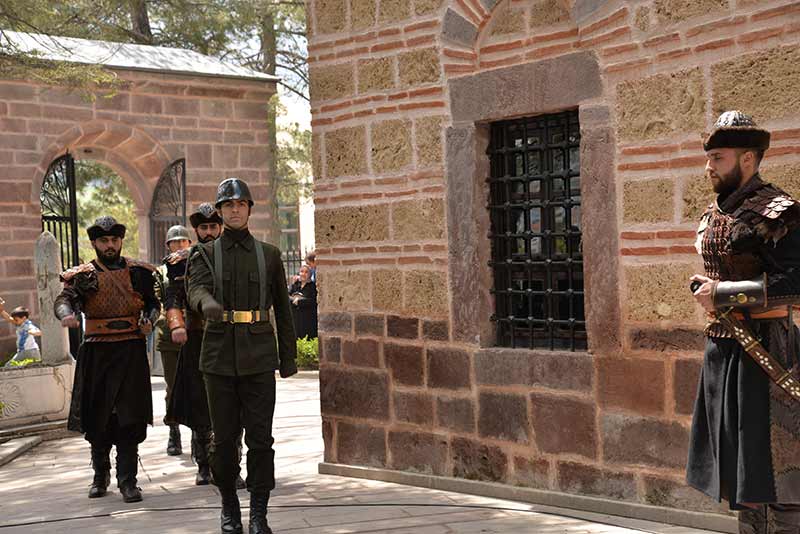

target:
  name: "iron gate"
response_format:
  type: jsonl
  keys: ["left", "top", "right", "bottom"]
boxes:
{"left": 149, "top": 159, "right": 186, "bottom": 262}
{"left": 40, "top": 154, "right": 80, "bottom": 271}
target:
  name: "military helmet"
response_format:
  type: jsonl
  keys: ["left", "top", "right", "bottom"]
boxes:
{"left": 189, "top": 202, "right": 223, "bottom": 228}
{"left": 704, "top": 110, "right": 770, "bottom": 152}
{"left": 87, "top": 215, "right": 126, "bottom": 240}
{"left": 215, "top": 178, "right": 253, "bottom": 208}
{"left": 165, "top": 225, "right": 191, "bottom": 245}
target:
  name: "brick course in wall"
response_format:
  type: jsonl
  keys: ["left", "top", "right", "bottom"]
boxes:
{"left": 308, "top": 0, "right": 800, "bottom": 518}
{"left": 0, "top": 69, "right": 275, "bottom": 354}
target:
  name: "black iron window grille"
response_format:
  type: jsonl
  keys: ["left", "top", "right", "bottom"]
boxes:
{"left": 487, "top": 110, "right": 586, "bottom": 351}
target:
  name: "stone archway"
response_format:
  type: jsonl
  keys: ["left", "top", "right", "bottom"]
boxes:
{"left": 32, "top": 120, "right": 173, "bottom": 260}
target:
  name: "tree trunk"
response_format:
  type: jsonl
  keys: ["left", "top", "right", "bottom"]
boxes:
{"left": 129, "top": 0, "right": 153, "bottom": 44}
{"left": 260, "top": 12, "right": 281, "bottom": 246}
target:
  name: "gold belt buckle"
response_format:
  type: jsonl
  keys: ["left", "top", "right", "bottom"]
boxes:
{"left": 231, "top": 310, "right": 254, "bottom": 323}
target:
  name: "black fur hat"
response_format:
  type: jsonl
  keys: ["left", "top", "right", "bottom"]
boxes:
{"left": 87, "top": 216, "right": 126, "bottom": 241}
{"left": 703, "top": 111, "right": 771, "bottom": 152}
{"left": 189, "top": 202, "right": 223, "bottom": 228}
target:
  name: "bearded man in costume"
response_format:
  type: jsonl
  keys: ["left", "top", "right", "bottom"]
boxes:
{"left": 54, "top": 216, "right": 159, "bottom": 503}
{"left": 689, "top": 111, "right": 800, "bottom": 534}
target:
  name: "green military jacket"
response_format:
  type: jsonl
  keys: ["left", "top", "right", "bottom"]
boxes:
{"left": 186, "top": 227, "right": 296, "bottom": 376}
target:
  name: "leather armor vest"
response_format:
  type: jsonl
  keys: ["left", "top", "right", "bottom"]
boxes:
{"left": 83, "top": 266, "right": 145, "bottom": 342}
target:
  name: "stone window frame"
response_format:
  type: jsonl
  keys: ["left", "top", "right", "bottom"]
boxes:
{"left": 445, "top": 51, "right": 621, "bottom": 357}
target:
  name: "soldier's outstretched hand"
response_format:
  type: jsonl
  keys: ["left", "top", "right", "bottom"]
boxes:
{"left": 279, "top": 359, "right": 298, "bottom": 378}
{"left": 171, "top": 327, "right": 188, "bottom": 345}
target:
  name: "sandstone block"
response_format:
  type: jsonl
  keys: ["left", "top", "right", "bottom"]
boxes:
{"left": 474, "top": 349, "right": 593, "bottom": 392}
{"left": 616, "top": 68, "right": 705, "bottom": 143}
{"left": 427, "top": 347, "right": 470, "bottom": 389}
{"left": 414, "top": 116, "right": 444, "bottom": 167}
{"left": 635, "top": 6, "right": 651, "bottom": 31}
{"left": 354, "top": 313, "right": 385, "bottom": 336}
{"left": 629, "top": 327, "right": 705, "bottom": 352}
{"left": 320, "top": 367, "right": 389, "bottom": 420}
{"left": 558, "top": 461, "right": 637, "bottom": 501}
{"left": 311, "top": 63, "right": 355, "bottom": 102}
{"left": 336, "top": 421, "right": 387, "bottom": 467}
{"left": 387, "top": 315, "right": 419, "bottom": 339}
{"left": 683, "top": 175, "right": 715, "bottom": 221}
{"left": 393, "top": 391, "right": 434, "bottom": 425}
{"left": 598, "top": 357, "right": 666, "bottom": 414}
{"left": 316, "top": 203, "right": 389, "bottom": 245}
{"left": 441, "top": 9, "right": 478, "bottom": 47}
{"left": 372, "top": 269, "right": 403, "bottom": 312}
{"left": 322, "top": 418, "right": 335, "bottom": 462}
{"left": 513, "top": 456, "right": 550, "bottom": 489}
{"left": 342, "top": 338, "right": 380, "bottom": 367}
{"left": 762, "top": 163, "right": 800, "bottom": 197}
{"left": 643, "top": 475, "right": 729, "bottom": 513}
{"left": 674, "top": 358, "right": 702, "bottom": 415}
{"left": 623, "top": 179, "right": 675, "bottom": 224}
{"left": 371, "top": 119, "right": 412, "bottom": 173}
{"left": 602, "top": 413, "right": 690, "bottom": 469}
{"left": 213, "top": 145, "right": 239, "bottom": 169}
{"left": 240, "top": 146, "right": 268, "bottom": 169}
{"left": 187, "top": 144, "right": 212, "bottom": 168}
{"left": 530, "top": 0, "right": 571, "bottom": 27}
{"left": 322, "top": 269, "right": 371, "bottom": 311}
{"left": 399, "top": 48, "right": 440, "bottom": 87}
{"left": 384, "top": 342, "right": 424, "bottom": 386}
{"left": 351, "top": 0, "right": 377, "bottom": 30}
{"left": 415, "top": 0, "right": 443, "bottom": 15}
{"left": 654, "top": 0, "right": 728, "bottom": 25}
{"left": 711, "top": 45, "right": 800, "bottom": 122}
{"left": 315, "top": 0, "right": 347, "bottom": 34}
{"left": 321, "top": 335, "right": 341, "bottom": 363}
{"left": 478, "top": 392, "right": 530, "bottom": 443}
{"left": 530, "top": 393, "right": 597, "bottom": 458}
{"left": 436, "top": 396, "right": 475, "bottom": 433}
{"left": 403, "top": 270, "right": 448, "bottom": 317}
{"left": 488, "top": 3, "right": 525, "bottom": 36}
{"left": 358, "top": 58, "right": 395, "bottom": 94}
{"left": 625, "top": 262, "right": 700, "bottom": 322}
{"left": 451, "top": 437, "right": 508, "bottom": 482}
{"left": 324, "top": 125, "right": 367, "bottom": 178}
{"left": 388, "top": 431, "right": 448, "bottom": 475}
{"left": 319, "top": 311, "right": 352, "bottom": 333}
{"left": 312, "top": 132, "right": 323, "bottom": 180}
{"left": 378, "top": 0, "right": 411, "bottom": 24}
{"left": 392, "top": 198, "right": 445, "bottom": 240}
{"left": 422, "top": 319, "right": 448, "bottom": 341}
{"left": 164, "top": 97, "right": 199, "bottom": 116}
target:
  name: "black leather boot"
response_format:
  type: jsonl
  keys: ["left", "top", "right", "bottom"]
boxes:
{"left": 167, "top": 424, "right": 182, "bottom": 456}
{"left": 193, "top": 429, "right": 212, "bottom": 486}
{"left": 116, "top": 446, "right": 143, "bottom": 503}
{"left": 220, "top": 489, "right": 243, "bottom": 534}
{"left": 740, "top": 505, "right": 768, "bottom": 534}
{"left": 769, "top": 504, "right": 800, "bottom": 534}
{"left": 248, "top": 492, "right": 272, "bottom": 534}
{"left": 88, "top": 445, "right": 111, "bottom": 498}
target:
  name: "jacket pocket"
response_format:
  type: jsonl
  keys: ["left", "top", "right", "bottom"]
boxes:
{"left": 248, "top": 321, "right": 274, "bottom": 335}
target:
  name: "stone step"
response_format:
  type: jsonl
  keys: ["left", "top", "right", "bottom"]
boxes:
{"left": 0, "top": 436, "right": 42, "bottom": 467}
{"left": 0, "top": 419, "right": 72, "bottom": 442}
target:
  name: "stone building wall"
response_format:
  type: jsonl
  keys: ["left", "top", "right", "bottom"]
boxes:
{"left": 308, "top": 0, "right": 800, "bottom": 515}
{"left": 0, "top": 70, "right": 275, "bottom": 353}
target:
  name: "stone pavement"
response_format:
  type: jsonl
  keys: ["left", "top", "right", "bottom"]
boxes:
{"left": 0, "top": 374, "right": 722, "bottom": 534}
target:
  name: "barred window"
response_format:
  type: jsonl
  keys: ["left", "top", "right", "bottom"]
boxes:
{"left": 487, "top": 110, "right": 586, "bottom": 351}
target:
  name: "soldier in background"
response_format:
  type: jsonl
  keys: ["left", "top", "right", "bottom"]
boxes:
{"left": 54, "top": 216, "right": 159, "bottom": 503}
{"left": 155, "top": 225, "right": 193, "bottom": 457}
{"left": 187, "top": 179, "right": 296, "bottom": 534}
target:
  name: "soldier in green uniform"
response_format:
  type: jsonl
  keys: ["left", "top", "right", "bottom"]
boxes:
{"left": 187, "top": 178, "right": 297, "bottom": 534}
{"left": 155, "top": 224, "right": 193, "bottom": 456}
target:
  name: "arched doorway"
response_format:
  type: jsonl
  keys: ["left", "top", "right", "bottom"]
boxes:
{"left": 148, "top": 159, "right": 186, "bottom": 263}
{"left": 40, "top": 154, "right": 79, "bottom": 272}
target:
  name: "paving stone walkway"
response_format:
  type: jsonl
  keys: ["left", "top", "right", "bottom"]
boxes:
{"left": 0, "top": 374, "right": 721, "bottom": 533}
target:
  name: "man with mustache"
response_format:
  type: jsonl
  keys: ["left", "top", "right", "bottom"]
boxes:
{"left": 187, "top": 179, "right": 296, "bottom": 534}
{"left": 688, "top": 111, "right": 800, "bottom": 533}
{"left": 54, "top": 216, "right": 159, "bottom": 503}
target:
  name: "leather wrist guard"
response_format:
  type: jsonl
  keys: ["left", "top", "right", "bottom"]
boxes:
{"left": 713, "top": 274, "right": 767, "bottom": 309}
{"left": 166, "top": 308, "right": 186, "bottom": 331}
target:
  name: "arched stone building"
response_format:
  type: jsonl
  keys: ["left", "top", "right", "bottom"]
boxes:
{"left": 0, "top": 32, "right": 277, "bottom": 353}
{"left": 307, "top": 0, "right": 800, "bottom": 529}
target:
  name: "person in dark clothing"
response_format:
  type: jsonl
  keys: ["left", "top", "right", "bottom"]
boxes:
{"left": 289, "top": 264, "right": 317, "bottom": 340}
{"left": 54, "top": 216, "right": 159, "bottom": 503}
{"left": 688, "top": 111, "right": 800, "bottom": 534}
{"left": 156, "top": 224, "right": 193, "bottom": 457}
{"left": 187, "top": 178, "right": 297, "bottom": 534}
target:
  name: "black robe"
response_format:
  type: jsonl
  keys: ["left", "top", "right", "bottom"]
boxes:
{"left": 289, "top": 280, "right": 318, "bottom": 339}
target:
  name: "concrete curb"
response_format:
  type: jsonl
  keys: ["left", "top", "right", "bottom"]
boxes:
{"left": 319, "top": 462, "right": 737, "bottom": 534}
{"left": 290, "top": 370, "right": 319, "bottom": 379}
{"left": 0, "top": 436, "right": 42, "bottom": 467}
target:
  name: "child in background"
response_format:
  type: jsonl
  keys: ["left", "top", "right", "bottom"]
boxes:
{"left": 0, "top": 298, "right": 42, "bottom": 367}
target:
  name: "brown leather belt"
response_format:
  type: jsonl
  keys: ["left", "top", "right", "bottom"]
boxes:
{"left": 84, "top": 315, "right": 140, "bottom": 336}
{"left": 732, "top": 308, "right": 791, "bottom": 321}
{"left": 220, "top": 310, "right": 267, "bottom": 324}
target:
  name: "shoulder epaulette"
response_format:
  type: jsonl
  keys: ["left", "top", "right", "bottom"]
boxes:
{"left": 738, "top": 182, "right": 800, "bottom": 241}
{"left": 126, "top": 258, "right": 157, "bottom": 272}
{"left": 60, "top": 262, "right": 95, "bottom": 282}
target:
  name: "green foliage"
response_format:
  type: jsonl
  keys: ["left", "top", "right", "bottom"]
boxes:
{"left": 295, "top": 336, "right": 318, "bottom": 370}
{"left": 7, "top": 357, "right": 38, "bottom": 367}
{"left": 75, "top": 160, "right": 139, "bottom": 263}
